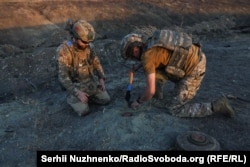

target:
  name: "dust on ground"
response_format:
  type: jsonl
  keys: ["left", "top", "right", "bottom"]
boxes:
{"left": 0, "top": 0, "right": 250, "bottom": 166}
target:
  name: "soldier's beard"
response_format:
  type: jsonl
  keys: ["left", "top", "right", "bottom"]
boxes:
{"left": 76, "top": 43, "right": 88, "bottom": 50}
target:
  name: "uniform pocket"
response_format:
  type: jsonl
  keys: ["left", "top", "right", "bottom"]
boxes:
{"left": 78, "top": 66, "right": 90, "bottom": 79}
{"left": 165, "top": 66, "right": 185, "bottom": 81}
{"left": 79, "top": 80, "right": 98, "bottom": 96}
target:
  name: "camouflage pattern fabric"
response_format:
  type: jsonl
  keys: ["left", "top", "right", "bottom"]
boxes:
{"left": 72, "top": 20, "right": 95, "bottom": 42}
{"left": 155, "top": 53, "right": 213, "bottom": 117}
{"left": 120, "top": 33, "right": 144, "bottom": 60}
{"left": 57, "top": 40, "right": 110, "bottom": 115}
{"left": 147, "top": 29, "right": 192, "bottom": 51}
{"left": 67, "top": 94, "right": 90, "bottom": 116}
{"left": 67, "top": 89, "right": 110, "bottom": 116}
{"left": 57, "top": 41, "right": 105, "bottom": 94}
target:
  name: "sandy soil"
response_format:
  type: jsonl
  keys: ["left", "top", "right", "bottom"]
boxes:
{"left": 0, "top": 0, "right": 250, "bottom": 166}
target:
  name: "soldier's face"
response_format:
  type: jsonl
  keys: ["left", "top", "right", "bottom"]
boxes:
{"left": 76, "top": 39, "right": 89, "bottom": 49}
{"left": 132, "top": 46, "right": 141, "bottom": 60}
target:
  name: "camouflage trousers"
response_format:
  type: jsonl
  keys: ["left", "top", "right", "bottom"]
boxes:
{"left": 67, "top": 89, "right": 110, "bottom": 116}
{"left": 155, "top": 53, "right": 214, "bottom": 117}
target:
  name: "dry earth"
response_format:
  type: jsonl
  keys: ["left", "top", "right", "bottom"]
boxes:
{"left": 0, "top": 0, "right": 250, "bottom": 166}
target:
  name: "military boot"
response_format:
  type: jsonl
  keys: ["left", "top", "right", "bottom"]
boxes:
{"left": 212, "top": 97, "right": 235, "bottom": 117}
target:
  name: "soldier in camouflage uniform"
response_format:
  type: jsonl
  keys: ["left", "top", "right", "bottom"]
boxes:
{"left": 57, "top": 19, "right": 110, "bottom": 116}
{"left": 120, "top": 32, "right": 235, "bottom": 118}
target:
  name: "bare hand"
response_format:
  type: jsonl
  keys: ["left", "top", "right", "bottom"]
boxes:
{"left": 131, "top": 101, "right": 140, "bottom": 110}
{"left": 76, "top": 90, "right": 89, "bottom": 103}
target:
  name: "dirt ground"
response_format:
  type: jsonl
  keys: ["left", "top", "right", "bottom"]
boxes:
{"left": 0, "top": 0, "right": 250, "bottom": 166}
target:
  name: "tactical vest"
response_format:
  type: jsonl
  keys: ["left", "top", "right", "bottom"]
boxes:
{"left": 147, "top": 29, "right": 192, "bottom": 50}
{"left": 66, "top": 41, "right": 98, "bottom": 95}
{"left": 147, "top": 30, "right": 193, "bottom": 80}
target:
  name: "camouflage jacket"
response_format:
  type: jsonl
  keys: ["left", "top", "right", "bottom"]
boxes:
{"left": 57, "top": 40, "right": 105, "bottom": 95}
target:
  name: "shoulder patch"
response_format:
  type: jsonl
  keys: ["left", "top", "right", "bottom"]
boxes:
{"left": 66, "top": 40, "right": 73, "bottom": 47}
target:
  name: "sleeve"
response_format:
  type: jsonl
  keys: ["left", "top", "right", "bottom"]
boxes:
{"left": 57, "top": 43, "right": 77, "bottom": 94}
{"left": 141, "top": 48, "right": 156, "bottom": 74}
{"left": 92, "top": 56, "right": 105, "bottom": 80}
{"left": 89, "top": 44, "right": 105, "bottom": 80}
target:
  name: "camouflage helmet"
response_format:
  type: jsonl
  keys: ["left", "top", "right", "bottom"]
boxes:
{"left": 72, "top": 20, "right": 95, "bottom": 42}
{"left": 120, "top": 33, "right": 145, "bottom": 60}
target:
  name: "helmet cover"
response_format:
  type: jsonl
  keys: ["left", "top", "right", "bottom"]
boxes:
{"left": 120, "top": 33, "right": 144, "bottom": 59}
{"left": 72, "top": 20, "right": 95, "bottom": 42}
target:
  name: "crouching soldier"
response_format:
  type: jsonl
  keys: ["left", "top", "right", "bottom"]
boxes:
{"left": 120, "top": 30, "right": 235, "bottom": 118}
{"left": 57, "top": 19, "right": 110, "bottom": 116}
